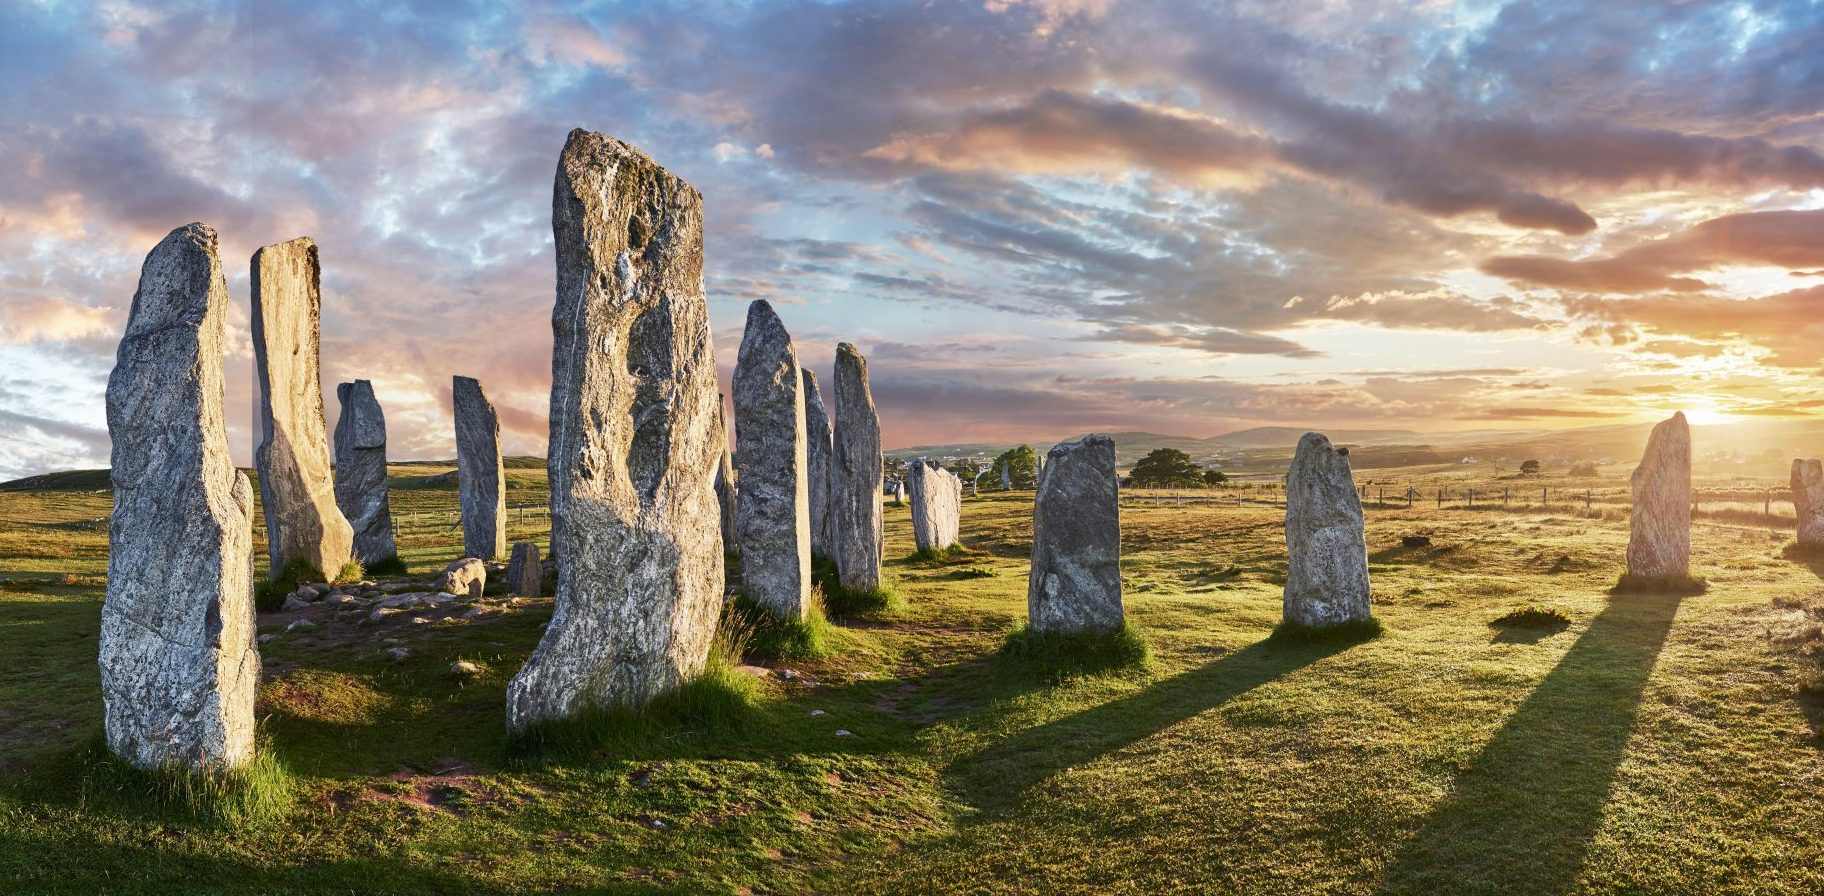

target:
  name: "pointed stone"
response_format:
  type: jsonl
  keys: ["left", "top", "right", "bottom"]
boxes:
{"left": 252, "top": 237, "right": 354, "bottom": 580}
{"left": 803, "top": 369, "right": 835, "bottom": 560}
{"left": 453, "top": 375, "right": 505, "bottom": 561}
{"left": 507, "top": 541, "right": 543, "bottom": 596}
{"left": 733, "top": 300, "right": 811, "bottom": 619}
{"left": 1283, "top": 433, "right": 1371, "bottom": 628}
{"left": 1794, "top": 459, "right": 1824, "bottom": 548}
{"left": 1627, "top": 412, "right": 1691, "bottom": 580}
{"left": 333, "top": 380, "right": 396, "bottom": 565}
{"left": 906, "top": 459, "right": 962, "bottom": 553}
{"left": 102, "top": 223, "right": 258, "bottom": 771}
{"left": 831, "top": 343, "right": 883, "bottom": 594}
{"left": 714, "top": 398, "right": 738, "bottom": 553}
{"left": 506, "top": 129, "right": 724, "bottom": 731}
{"left": 1028, "top": 435, "right": 1122, "bottom": 634}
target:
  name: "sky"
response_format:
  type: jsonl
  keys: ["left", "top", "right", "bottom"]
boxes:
{"left": 2, "top": 0, "right": 1823, "bottom": 479}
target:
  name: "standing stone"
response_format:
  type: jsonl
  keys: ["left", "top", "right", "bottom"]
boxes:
{"left": 252, "top": 237, "right": 354, "bottom": 580}
{"left": 803, "top": 369, "right": 835, "bottom": 560}
{"left": 507, "top": 542, "right": 543, "bottom": 596}
{"left": 1627, "top": 412, "right": 1692, "bottom": 580}
{"left": 333, "top": 380, "right": 396, "bottom": 565}
{"left": 506, "top": 129, "right": 724, "bottom": 731}
{"left": 715, "top": 398, "right": 738, "bottom": 554}
{"left": 906, "top": 459, "right": 962, "bottom": 553}
{"left": 1028, "top": 435, "right": 1122, "bottom": 634}
{"left": 102, "top": 223, "right": 258, "bottom": 771}
{"left": 1283, "top": 433, "right": 1372, "bottom": 627}
{"left": 1000, "top": 462, "right": 1012, "bottom": 491}
{"left": 733, "top": 301, "right": 811, "bottom": 619}
{"left": 832, "top": 343, "right": 884, "bottom": 594}
{"left": 892, "top": 479, "right": 906, "bottom": 506}
{"left": 1794, "top": 459, "right": 1824, "bottom": 548}
{"left": 453, "top": 375, "right": 505, "bottom": 561}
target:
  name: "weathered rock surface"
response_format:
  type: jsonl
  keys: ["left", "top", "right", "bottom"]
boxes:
{"left": 252, "top": 237, "right": 354, "bottom": 579}
{"left": 715, "top": 398, "right": 738, "bottom": 554}
{"left": 507, "top": 542, "right": 543, "bottom": 596}
{"left": 906, "top": 459, "right": 962, "bottom": 553}
{"left": 831, "top": 343, "right": 883, "bottom": 594}
{"left": 506, "top": 129, "right": 724, "bottom": 731}
{"left": 453, "top": 375, "right": 505, "bottom": 561}
{"left": 892, "top": 479, "right": 905, "bottom": 506}
{"left": 439, "top": 558, "right": 488, "bottom": 599}
{"left": 1794, "top": 458, "right": 1824, "bottom": 548}
{"left": 102, "top": 223, "right": 258, "bottom": 771}
{"left": 1628, "top": 412, "right": 1692, "bottom": 580}
{"left": 803, "top": 368, "right": 834, "bottom": 560}
{"left": 1283, "top": 433, "right": 1372, "bottom": 627}
{"left": 1001, "top": 462, "right": 1012, "bottom": 491}
{"left": 1028, "top": 435, "right": 1122, "bottom": 634}
{"left": 333, "top": 380, "right": 396, "bottom": 564}
{"left": 733, "top": 300, "right": 811, "bottom": 619}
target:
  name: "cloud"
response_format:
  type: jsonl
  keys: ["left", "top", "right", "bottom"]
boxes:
{"left": 1483, "top": 208, "right": 1824, "bottom": 292}
{"left": 1562, "top": 285, "right": 1824, "bottom": 371}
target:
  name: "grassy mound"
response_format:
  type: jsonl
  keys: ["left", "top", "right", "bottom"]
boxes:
{"left": 811, "top": 554, "right": 906, "bottom": 619}
{"left": 1611, "top": 573, "right": 1708, "bottom": 595}
{"left": 1491, "top": 604, "right": 1573, "bottom": 630}
{"left": 729, "top": 593, "right": 844, "bottom": 662}
{"left": 996, "top": 623, "right": 1150, "bottom": 681}
{"left": 1267, "top": 616, "right": 1385, "bottom": 645}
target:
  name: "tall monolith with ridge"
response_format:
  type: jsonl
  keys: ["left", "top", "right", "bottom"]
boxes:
{"left": 1028, "top": 435, "right": 1123, "bottom": 634}
{"left": 333, "top": 380, "right": 396, "bottom": 565}
{"left": 1283, "top": 432, "right": 1372, "bottom": 628}
{"left": 252, "top": 237, "right": 353, "bottom": 580}
{"left": 733, "top": 300, "right": 811, "bottom": 619}
{"left": 102, "top": 223, "right": 258, "bottom": 771}
{"left": 832, "top": 343, "right": 883, "bottom": 594}
{"left": 1794, "top": 459, "right": 1824, "bottom": 549}
{"left": 506, "top": 129, "right": 725, "bottom": 732}
{"left": 906, "top": 458, "right": 962, "bottom": 553}
{"left": 1627, "top": 412, "right": 1691, "bottom": 581}
{"left": 803, "top": 368, "right": 835, "bottom": 559}
{"left": 453, "top": 375, "right": 505, "bottom": 561}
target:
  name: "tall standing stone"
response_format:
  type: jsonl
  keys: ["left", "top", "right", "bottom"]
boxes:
{"left": 732, "top": 300, "right": 811, "bottom": 619}
{"left": 1794, "top": 459, "right": 1824, "bottom": 548}
{"left": 906, "top": 458, "right": 962, "bottom": 553}
{"left": 715, "top": 398, "right": 738, "bottom": 554}
{"left": 1283, "top": 432, "right": 1372, "bottom": 628}
{"left": 102, "top": 223, "right": 258, "bottom": 771}
{"left": 1028, "top": 435, "right": 1122, "bottom": 634}
{"left": 1627, "top": 412, "right": 1692, "bottom": 580}
{"left": 803, "top": 369, "right": 835, "bottom": 560}
{"left": 252, "top": 237, "right": 354, "bottom": 580}
{"left": 453, "top": 375, "right": 505, "bottom": 561}
{"left": 506, "top": 129, "right": 725, "bottom": 731}
{"left": 832, "top": 343, "right": 884, "bottom": 594}
{"left": 333, "top": 380, "right": 396, "bottom": 565}
{"left": 1000, "top": 462, "right": 1012, "bottom": 491}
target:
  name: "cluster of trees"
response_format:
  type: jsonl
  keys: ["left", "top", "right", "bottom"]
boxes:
{"left": 1126, "top": 448, "right": 1227, "bottom": 488}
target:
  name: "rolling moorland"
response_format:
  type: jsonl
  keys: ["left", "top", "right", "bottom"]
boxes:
{"left": 2, "top": 455, "right": 1824, "bottom": 894}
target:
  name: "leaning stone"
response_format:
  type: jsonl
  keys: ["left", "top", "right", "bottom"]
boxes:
{"left": 252, "top": 236, "right": 354, "bottom": 580}
{"left": 453, "top": 375, "right": 506, "bottom": 561}
{"left": 438, "top": 558, "right": 487, "bottom": 599}
{"left": 506, "top": 129, "right": 725, "bottom": 732}
{"left": 1283, "top": 433, "right": 1372, "bottom": 628}
{"left": 1792, "top": 459, "right": 1824, "bottom": 548}
{"left": 1627, "top": 412, "right": 1692, "bottom": 580}
{"left": 831, "top": 343, "right": 883, "bottom": 594}
{"left": 803, "top": 369, "right": 835, "bottom": 559}
{"left": 333, "top": 379, "right": 398, "bottom": 565}
{"left": 906, "top": 459, "right": 962, "bottom": 553}
{"left": 1028, "top": 435, "right": 1122, "bottom": 634}
{"left": 506, "top": 542, "right": 542, "bottom": 596}
{"left": 733, "top": 300, "right": 811, "bottom": 619}
{"left": 101, "top": 223, "right": 258, "bottom": 771}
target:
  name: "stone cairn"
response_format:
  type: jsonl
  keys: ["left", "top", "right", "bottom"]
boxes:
{"left": 1028, "top": 435, "right": 1123, "bottom": 634}
{"left": 1283, "top": 432, "right": 1372, "bottom": 628}
{"left": 715, "top": 397, "right": 738, "bottom": 554}
{"left": 906, "top": 458, "right": 962, "bottom": 553}
{"left": 803, "top": 369, "right": 835, "bottom": 560}
{"left": 1792, "top": 459, "right": 1824, "bottom": 549}
{"left": 252, "top": 236, "right": 354, "bottom": 580}
{"left": 507, "top": 541, "right": 543, "bottom": 596}
{"left": 732, "top": 300, "right": 812, "bottom": 619}
{"left": 333, "top": 380, "right": 397, "bottom": 565}
{"left": 831, "top": 343, "right": 884, "bottom": 594}
{"left": 101, "top": 223, "right": 258, "bottom": 771}
{"left": 453, "top": 375, "right": 505, "bottom": 561}
{"left": 506, "top": 129, "right": 724, "bottom": 731}
{"left": 1627, "top": 412, "right": 1692, "bottom": 581}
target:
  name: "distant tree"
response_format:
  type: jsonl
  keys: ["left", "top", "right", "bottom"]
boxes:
{"left": 1203, "top": 469, "right": 1228, "bottom": 485}
{"left": 1520, "top": 459, "right": 1542, "bottom": 476}
{"left": 991, "top": 445, "right": 1040, "bottom": 488}
{"left": 1567, "top": 461, "right": 1599, "bottom": 477}
{"left": 1129, "top": 448, "right": 1206, "bottom": 488}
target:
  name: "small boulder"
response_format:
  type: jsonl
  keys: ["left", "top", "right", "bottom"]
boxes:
{"left": 286, "top": 618, "right": 316, "bottom": 632}
{"left": 451, "top": 660, "right": 480, "bottom": 676}
{"left": 438, "top": 558, "right": 487, "bottom": 599}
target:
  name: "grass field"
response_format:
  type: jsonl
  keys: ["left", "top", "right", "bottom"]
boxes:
{"left": 3, "top": 468, "right": 1823, "bottom": 894}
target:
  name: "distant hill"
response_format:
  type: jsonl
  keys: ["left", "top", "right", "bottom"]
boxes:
{"left": 1208, "top": 426, "right": 1427, "bottom": 448}
{"left": 0, "top": 469, "right": 112, "bottom": 492}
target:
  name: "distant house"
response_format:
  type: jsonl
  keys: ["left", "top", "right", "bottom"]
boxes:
{"left": 1459, "top": 456, "right": 1478, "bottom": 464}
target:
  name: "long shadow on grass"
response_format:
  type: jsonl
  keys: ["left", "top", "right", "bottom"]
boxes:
{"left": 947, "top": 635, "right": 1357, "bottom": 815}
{"left": 1376, "top": 590, "right": 1684, "bottom": 896}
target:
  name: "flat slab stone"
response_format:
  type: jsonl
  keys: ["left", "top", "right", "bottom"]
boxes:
{"left": 733, "top": 300, "right": 811, "bottom": 619}
{"left": 1028, "top": 435, "right": 1122, "bottom": 634}
{"left": 1283, "top": 432, "right": 1372, "bottom": 627}
{"left": 1628, "top": 412, "right": 1691, "bottom": 580}
{"left": 333, "top": 380, "right": 397, "bottom": 565}
{"left": 453, "top": 375, "right": 505, "bottom": 561}
{"left": 906, "top": 458, "right": 962, "bottom": 553}
{"left": 803, "top": 368, "right": 834, "bottom": 560}
{"left": 1793, "top": 459, "right": 1824, "bottom": 547}
{"left": 831, "top": 343, "right": 883, "bottom": 594}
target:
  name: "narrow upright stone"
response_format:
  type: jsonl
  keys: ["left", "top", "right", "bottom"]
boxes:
{"left": 831, "top": 343, "right": 883, "bottom": 594}
{"left": 1794, "top": 459, "right": 1824, "bottom": 548}
{"left": 892, "top": 479, "right": 905, "bottom": 506}
{"left": 333, "top": 380, "right": 396, "bottom": 565}
{"left": 733, "top": 301, "right": 812, "bottom": 618}
{"left": 906, "top": 459, "right": 962, "bottom": 553}
{"left": 252, "top": 237, "right": 354, "bottom": 579}
{"left": 507, "top": 541, "right": 543, "bottom": 596}
{"left": 453, "top": 375, "right": 505, "bottom": 561}
{"left": 1627, "top": 412, "right": 1692, "bottom": 580}
{"left": 1028, "top": 435, "right": 1122, "bottom": 634}
{"left": 1001, "top": 462, "right": 1012, "bottom": 491}
{"left": 102, "top": 223, "right": 258, "bottom": 771}
{"left": 506, "top": 129, "right": 725, "bottom": 731}
{"left": 803, "top": 369, "right": 835, "bottom": 560}
{"left": 715, "top": 398, "right": 738, "bottom": 553}
{"left": 1283, "top": 433, "right": 1372, "bottom": 627}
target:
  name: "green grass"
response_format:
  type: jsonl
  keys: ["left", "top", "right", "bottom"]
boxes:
{"left": 31, "top": 735, "right": 296, "bottom": 829}
{"left": 1268, "top": 616, "right": 1386, "bottom": 645}
{"left": 363, "top": 554, "right": 409, "bottom": 576}
{"left": 995, "top": 623, "right": 1150, "bottom": 681}
{"left": 1610, "top": 572, "right": 1710, "bottom": 595}
{"left": 1491, "top": 604, "right": 1574, "bottom": 630}
{"left": 812, "top": 553, "right": 907, "bottom": 619}
{"left": 910, "top": 543, "right": 970, "bottom": 564}
{"left": 730, "top": 593, "right": 845, "bottom": 662}
{"left": 253, "top": 558, "right": 327, "bottom": 612}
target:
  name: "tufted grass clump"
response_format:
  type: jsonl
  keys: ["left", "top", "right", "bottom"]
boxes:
{"left": 910, "top": 543, "right": 970, "bottom": 564}
{"left": 49, "top": 735, "right": 294, "bottom": 829}
{"left": 730, "top": 591, "right": 843, "bottom": 662}
{"left": 811, "top": 554, "right": 906, "bottom": 619}
{"left": 1611, "top": 573, "right": 1708, "bottom": 596}
{"left": 253, "top": 558, "right": 324, "bottom": 612}
{"left": 1491, "top": 604, "right": 1573, "bottom": 630}
{"left": 997, "top": 623, "right": 1150, "bottom": 682}
{"left": 362, "top": 554, "right": 408, "bottom": 577}
{"left": 1268, "top": 617, "right": 1385, "bottom": 646}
